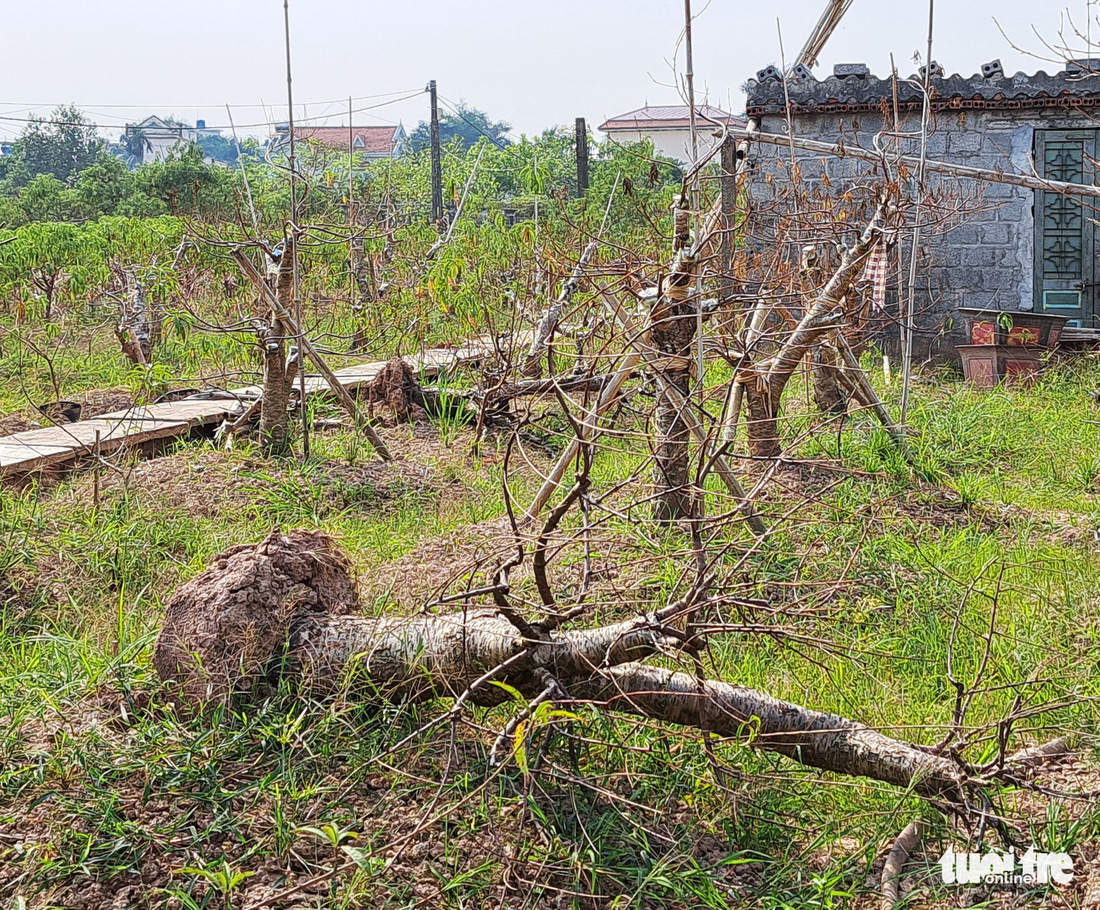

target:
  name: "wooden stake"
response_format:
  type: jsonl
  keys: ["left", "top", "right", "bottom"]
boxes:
{"left": 834, "top": 334, "right": 913, "bottom": 458}
{"left": 575, "top": 117, "right": 589, "bottom": 196}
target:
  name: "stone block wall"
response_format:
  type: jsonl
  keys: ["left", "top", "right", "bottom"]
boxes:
{"left": 746, "top": 106, "right": 1094, "bottom": 354}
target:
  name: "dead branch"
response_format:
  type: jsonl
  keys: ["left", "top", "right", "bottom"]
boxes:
{"left": 880, "top": 818, "right": 925, "bottom": 909}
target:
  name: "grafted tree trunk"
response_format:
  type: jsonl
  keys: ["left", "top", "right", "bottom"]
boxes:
{"left": 115, "top": 274, "right": 161, "bottom": 366}
{"left": 153, "top": 530, "right": 970, "bottom": 802}
{"left": 742, "top": 203, "right": 888, "bottom": 459}
{"left": 258, "top": 240, "right": 299, "bottom": 456}
{"left": 650, "top": 205, "right": 699, "bottom": 523}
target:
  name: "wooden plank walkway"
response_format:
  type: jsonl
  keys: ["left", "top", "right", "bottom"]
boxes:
{"left": 0, "top": 337, "right": 510, "bottom": 480}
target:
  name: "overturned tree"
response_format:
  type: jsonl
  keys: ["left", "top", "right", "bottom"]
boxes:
{"left": 155, "top": 529, "right": 976, "bottom": 801}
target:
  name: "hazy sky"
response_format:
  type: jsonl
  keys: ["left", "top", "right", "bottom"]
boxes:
{"left": 1, "top": 1, "right": 1091, "bottom": 142}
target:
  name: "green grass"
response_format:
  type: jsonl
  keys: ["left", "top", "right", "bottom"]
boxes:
{"left": 1, "top": 355, "right": 1100, "bottom": 908}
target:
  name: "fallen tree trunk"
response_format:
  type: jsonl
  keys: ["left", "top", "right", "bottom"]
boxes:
{"left": 154, "top": 530, "right": 967, "bottom": 801}
{"left": 571, "top": 667, "right": 964, "bottom": 800}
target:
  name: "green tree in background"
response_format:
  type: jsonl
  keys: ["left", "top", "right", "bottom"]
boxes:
{"left": 3, "top": 105, "right": 101, "bottom": 187}
{"left": 410, "top": 104, "right": 511, "bottom": 152}
{"left": 135, "top": 146, "right": 235, "bottom": 216}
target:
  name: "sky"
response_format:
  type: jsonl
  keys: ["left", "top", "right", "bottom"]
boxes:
{"left": 1, "top": 1, "right": 1093, "bottom": 143}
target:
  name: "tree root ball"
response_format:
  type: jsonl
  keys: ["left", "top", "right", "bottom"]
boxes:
{"left": 153, "top": 529, "right": 358, "bottom": 705}
{"left": 364, "top": 358, "right": 431, "bottom": 424}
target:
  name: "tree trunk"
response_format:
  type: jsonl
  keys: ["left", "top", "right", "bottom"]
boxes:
{"left": 523, "top": 238, "right": 598, "bottom": 378}
{"left": 115, "top": 274, "right": 160, "bottom": 366}
{"left": 571, "top": 666, "right": 965, "bottom": 801}
{"left": 741, "top": 203, "right": 888, "bottom": 459}
{"left": 650, "top": 206, "right": 699, "bottom": 524}
{"left": 349, "top": 234, "right": 377, "bottom": 351}
{"left": 743, "top": 371, "right": 782, "bottom": 460}
{"left": 811, "top": 345, "right": 847, "bottom": 415}
{"left": 259, "top": 242, "right": 298, "bottom": 456}
{"left": 153, "top": 530, "right": 969, "bottom": 802}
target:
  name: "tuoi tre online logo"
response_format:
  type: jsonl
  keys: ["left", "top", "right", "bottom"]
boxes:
{"left": 939, "top": 846, "right": 1073, "bottom": 886}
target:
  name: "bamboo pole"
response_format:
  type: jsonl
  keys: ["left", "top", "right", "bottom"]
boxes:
{"left": 727, "top": 124, "right": 1100, "bottom": 200}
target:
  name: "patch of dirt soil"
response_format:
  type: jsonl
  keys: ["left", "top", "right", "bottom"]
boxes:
{"left": 93, "top": 448, "right": 257, "bottom": 520}
{"left": 361, "top": 514, "right": 518, "bottom": 606}
{"left": 0, "top": 388, "right": 135, "bottom": 436}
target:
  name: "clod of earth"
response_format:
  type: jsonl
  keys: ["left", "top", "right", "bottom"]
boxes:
{"left": 363, "top": 357, "right": 472, "bottom": 426}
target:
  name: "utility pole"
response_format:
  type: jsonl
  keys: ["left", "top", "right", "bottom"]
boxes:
{"left": 428, "top": 79, "right": 443, "bottom": 227}
{"left": 347, "top": 96, "right": 355, "bottom": 221}
{"left": 575, "top": 117, "right": 589, "bottom": 197}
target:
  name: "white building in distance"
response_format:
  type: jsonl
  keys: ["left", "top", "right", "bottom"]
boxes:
{"left": 598, "top": 105, "right": 745, "bottom": 163}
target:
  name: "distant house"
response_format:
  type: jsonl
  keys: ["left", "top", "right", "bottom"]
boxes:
{"left": 123, "top": 116, "right": 223, "bottom": 166}
{"left": 124, "top": 116, "right": 187, "bottom": 164}
{"left": 271, "top": 123, "right": 407, "bottom": 159}
{"left": 598, "top": 105, "right": 745, "bottom": 162}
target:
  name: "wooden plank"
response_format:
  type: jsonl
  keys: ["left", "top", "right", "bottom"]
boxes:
{"left": 0, "top": 401, "right": 244, "bottom": 474}
{"left": 0, "top": 334, "right": 525, "bottom": 480}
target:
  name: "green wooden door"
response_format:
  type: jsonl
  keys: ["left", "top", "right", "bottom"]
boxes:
{"left": 1035, "top": 130, "right": 1098, "bottom": 326}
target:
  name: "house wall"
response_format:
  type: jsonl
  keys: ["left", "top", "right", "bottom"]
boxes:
{"left": 145, "top": 135, "right": 188, "bottom": 163}
{"left": 604, "top": 128, "right": 722, "bottom": 163}
{"left": 748, "top": 106, "right": 1097, "bottom": 353}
